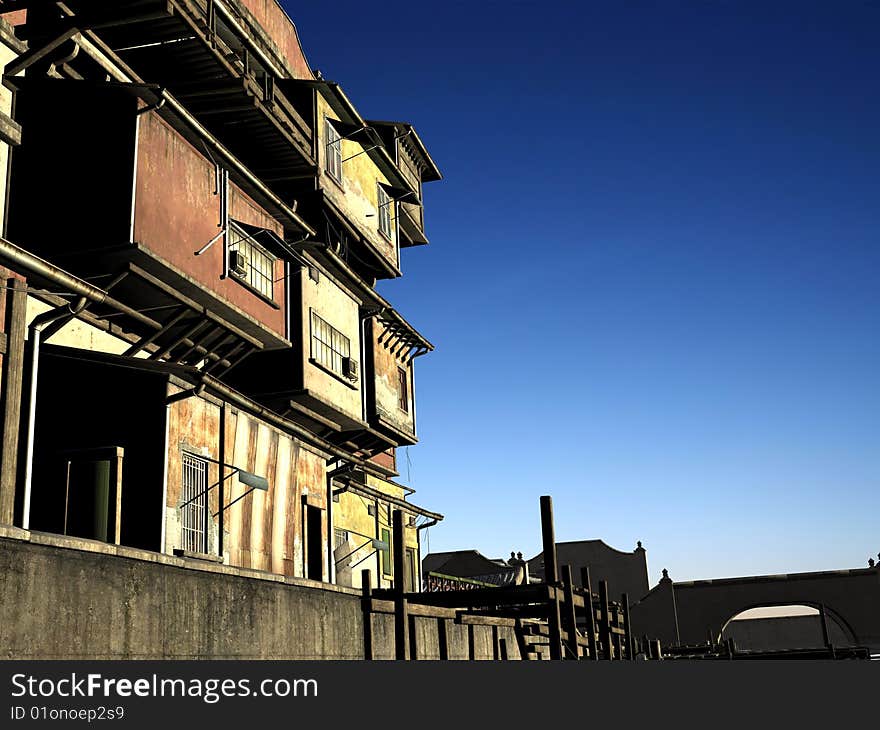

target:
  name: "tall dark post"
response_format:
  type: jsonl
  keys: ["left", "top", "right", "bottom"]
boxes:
{"left": 621, "top": 592, "right": 634, "bottom": 660}
{"left": 361, "top": 569, "right": 373, "bottom": 660}
{"left": 561, "top": 565, "right": 579, "bottom": 659}
{"left": 599, "top": 580, "right": 612, "bottom": 660}
{"left": 392, "top": 509, "right": 409, "bottom": 660}
{"left": 539, "top": 495, "right": 558, "bottom": 584}
{"left": 581, "top": 567, "right": 598, "bottom": 661}
{"left": 540, "top": 496, "right": 563, "bottom": 660}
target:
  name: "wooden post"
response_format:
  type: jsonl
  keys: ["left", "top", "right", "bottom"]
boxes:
{"left": 581, "top": 567, "right": 598, "bottom": 661}
{"left": 540, "top": 496, "right": 562, "bottom": 660}
{"left": 561, "top": 565, "right": 579, "bottom": 659}
{"left": 438, "top": 618, "right": 449, "bottom": 660}
{"left": 621, "top": 592, "right": 634, "bottom": 661}
{"left": 408, "top": 614, "right": 418, "bottom": 661}
{"left": 539, "top": 495, "right": 558, "bottom": 584}
{"left": 499, "top": 637, "right": 509, "bottom": 661}
{"left": 0, "top": 278, "right": 26, "bottom": 525}
{"left": 361, "top": 569, "right": 373, "bottom": 660}
{"left": 392, "top": 509, "right": 409, "bottom": 660}
{"left": 599, "top": 580, "right": 612, "bottom": 660}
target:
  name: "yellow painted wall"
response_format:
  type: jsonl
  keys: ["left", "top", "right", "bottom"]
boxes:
{"left": 317, "top": 94, "right": 399, "bottom": 271}
{"left": 298, "top": 266, "right": 363, "bottom": 422}
{"left": 26, "top": 296, "right": 148, "bottom": 356}
{"left": 334, "top": 473, "right": 420, "bottom": 590}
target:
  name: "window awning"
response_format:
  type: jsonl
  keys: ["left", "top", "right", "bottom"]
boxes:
{"left": 232, "top": 221, "right": 300, "bottom": 261}
{"left": 379, "top": 182, "right": 419, "bottom": 204}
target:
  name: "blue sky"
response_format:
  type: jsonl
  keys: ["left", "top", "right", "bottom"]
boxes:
{"left": 282, "top": 1, "right": 880, "bottom": 583}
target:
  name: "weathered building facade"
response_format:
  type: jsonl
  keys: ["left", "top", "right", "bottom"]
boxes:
{"left": 0, "top": 0, "right": 441, "bottom": 604}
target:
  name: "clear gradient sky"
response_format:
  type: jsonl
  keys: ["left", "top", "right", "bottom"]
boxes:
{"left": 282, "top": 1, "right": 879, "bottom": 584}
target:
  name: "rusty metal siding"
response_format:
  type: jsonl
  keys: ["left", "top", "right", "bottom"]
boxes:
{"left": 134, "top": 111, "right": 287, "bottom": 338}
{"left": 167, "top": 391, "right": 328, "bottom": 579}
{"left": 370, "top": 320, "right": 416, "bottom": 438}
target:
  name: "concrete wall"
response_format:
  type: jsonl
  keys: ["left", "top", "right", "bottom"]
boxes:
{"left": 0, "top": 527, "right": 519, "bottom": 660}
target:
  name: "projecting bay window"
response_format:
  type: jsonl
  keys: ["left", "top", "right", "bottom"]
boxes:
{"left": 310, "top": 310, "right": 357, "bottom": 382}
{"left": 180, "top": 453, "right": 209, "bottom": 554}
{"left": 228, "top": 222, "right": 276, "bottom": 300}
{"left": 325, "top": 119, "right": 342, "bottom": 182}
{"left": 377, "top": 183, "right": 393, "bottom": 240}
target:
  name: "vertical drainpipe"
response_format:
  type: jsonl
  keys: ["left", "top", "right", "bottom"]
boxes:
{"left": 159, "top": 401, "right": 170, "bottom": 553}
{"left": 22, "top": 297, "right": 88, "bottom": 530}
{"left": 326, "top": 471, "right": 335, "bottom": 584}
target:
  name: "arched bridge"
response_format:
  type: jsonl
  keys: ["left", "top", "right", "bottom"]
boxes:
{"left": 630, "top": 565, "right": 880, "bottom": 651}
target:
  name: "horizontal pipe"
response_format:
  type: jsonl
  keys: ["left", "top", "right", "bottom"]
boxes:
{"left": 0, "top": 237, "right": 162, "bottom": 331}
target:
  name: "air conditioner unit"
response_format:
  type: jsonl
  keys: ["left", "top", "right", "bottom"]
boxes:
{"left": 229, "top": 250, "right": 248, "bottom": 277}
{"left": 342, "top": 357, "right": 359, "bottom": 382}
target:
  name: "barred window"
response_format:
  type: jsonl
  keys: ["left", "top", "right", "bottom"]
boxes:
{"left": 229, "top": 222, "right": 275, "bottom": 300}
{"left": 326, "top": 119, "right": 342, "bottom": 182}
{"left": 334, "top": 528, "right": 349, "bottom": 549}
{"left": 377, "top": 183, "right": 392, "bottom": 239}
{"left": 310, "top": 310, "right": 350, "bottom": 377}
{"left": 180, "top": 453, "right": 208, "bottom": 554}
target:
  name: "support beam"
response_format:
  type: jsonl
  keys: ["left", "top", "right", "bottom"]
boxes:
{"left": 0, "top": 278, "right": 26, "bottom": 524}
{"left": 581, "top": 567, "right": 599, "bottom": 661}
{"left": 361, "top": 569, "right": 373, "bottom": 661}
{"left": 392, "top": 509, "right": 409, "bottom": 660}
{"left": 599, "top": 580, "right": 612, "bottom": 660}
{"left": 561, "top": 565, "right": 579, "bottom": 659}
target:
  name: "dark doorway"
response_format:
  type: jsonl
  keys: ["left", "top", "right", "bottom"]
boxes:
{"left": 306, "top": 504, "right": 323, "bottom": 581}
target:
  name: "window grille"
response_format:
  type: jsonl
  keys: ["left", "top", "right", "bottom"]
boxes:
{"left": 180, "top": 453, "right": 208, "bottom": 553}
{"left": 229, "top": 222, "right": 275, "bottom": 299}
{"left": 310, "top": 311, "right": 350, "bottom": 377}
{"left": 326, "top": 119, "right": 342, "bottom": 181}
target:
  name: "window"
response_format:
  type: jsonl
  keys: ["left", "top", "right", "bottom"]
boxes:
{"left": 310, "top": 310, "right": 351, "bottom": 378}
{"left": 380, "top": 527, "right": 392, "bottom": 576}
{"left": 180, "top": 453, "right": 208, "bottom": 553}
{"left": 229, "top": 222, "right": 275, "bottom": 300}
{"left": 334, "top": 528, "right": 349, "bottom": 549}
{"left": 377, "top": 183, "right": 392, "bottom": 239}
{"left": 325, "top": 119, "right": 342, "bottom": 182}
{"left": 397, "top": 366, "right": 409, "bottom": 412}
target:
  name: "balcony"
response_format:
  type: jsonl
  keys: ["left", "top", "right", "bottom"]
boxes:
{"left": 15, "top": 0, "right": 316, "bottom": 202}
{"left": 7, "top": 78, "right": 305, "bottom": 375}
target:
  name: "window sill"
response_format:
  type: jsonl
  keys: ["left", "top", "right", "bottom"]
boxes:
{"left": 226, "top": 273, "right": 280, "bottom": 310}
{"left": 173, "top": 549, "right": 224, "bottom": 564}
{"left": 308, "top": 357, "right": 359, "bottom": 390}
{"left": 324, "top": 170, "right": 345, "bottom": 194}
